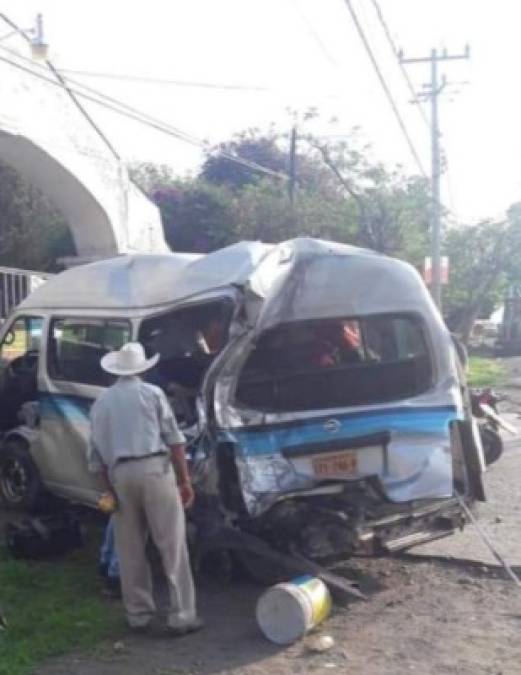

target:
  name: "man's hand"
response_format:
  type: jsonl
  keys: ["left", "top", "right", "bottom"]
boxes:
{"left": 179, "top": 481, "right": 195, "bottom": 509}
{"left": 170, "top": 444, "right": 194, "bottom": 508}
{"left": 98, "top": 490, "right": 118, "bottom": 514}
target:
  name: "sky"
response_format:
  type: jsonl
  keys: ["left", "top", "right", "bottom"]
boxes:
{"left": 0, "top": 0, "right": 519, "bottom": 224}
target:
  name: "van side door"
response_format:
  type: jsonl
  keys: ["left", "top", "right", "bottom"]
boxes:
{"left": 39, "top": 316, "right": 131, "bottom": 504}
{"left": 0, "top": 315, "right": 44, "bottom": 432}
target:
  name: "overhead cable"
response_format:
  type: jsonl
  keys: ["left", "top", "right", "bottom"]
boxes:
{"left": 366, "top": 0, "right": 463, "bottom": 224}
{"left": 59, "top": 69, "right": 272, "bottom": 92}
{"left": 368, "top": 0, "right": 429, "bottom": 129}
{"left": 290, "top": 0, "right": 341, "bottom": 69}
{"left": 0, "top": 12, "right": 120, "bottom": 160}
{"left": 0, "top": 45, "right": 288, "bottom": 181}
{"left": 341, "top": 0, "right": 428, "bottom": 178}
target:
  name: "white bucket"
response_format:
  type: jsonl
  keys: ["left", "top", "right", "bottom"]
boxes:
{"left": 256, "top": 575, "right": 332, "bottom": 645}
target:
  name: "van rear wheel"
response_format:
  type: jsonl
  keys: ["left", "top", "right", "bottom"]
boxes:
{"left": 0, "top": 440, "right": 45, "bottom": 511}
{"left": 480, "top": 427, "right": 503, "bottom": 466}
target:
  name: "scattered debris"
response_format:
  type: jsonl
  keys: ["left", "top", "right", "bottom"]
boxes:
{"left": 457, "top": 577, "right": 475, "bottom": 586}
{"left": 306, "top": 634, "right": 335, "bottom": 653}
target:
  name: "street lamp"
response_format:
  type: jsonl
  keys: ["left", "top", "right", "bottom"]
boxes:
{"left": 0, "top": 13, "right": 48, "bottom": 60}
{"left": 30, "top": 14, "right": 49, "bottom": 60}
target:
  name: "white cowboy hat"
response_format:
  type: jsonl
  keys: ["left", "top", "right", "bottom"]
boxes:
{"left": 100, "top": 342, "right": 159, "bottom": 376}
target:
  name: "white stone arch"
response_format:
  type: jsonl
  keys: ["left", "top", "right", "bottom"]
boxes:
{"left": 0, "top": 48, "right": 168, "bottom": 261}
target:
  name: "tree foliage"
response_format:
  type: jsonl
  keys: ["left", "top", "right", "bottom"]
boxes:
{"left": 152, "top": 181, "right": 236, "bottom": 253}
{"left": 3, "top": 119, "right": 518, "bottom": 346}
{"left": 200, "top": 128, "right": 289, "bottom": 190}
{"left": 130, "top": 125, "right": 521, "bottom": 342}
{"left": 134, "top": 126, "right": 431, "bottom": 265}
{"left": 307, "top": 138, "right": 430, "bottom": 263}
{"left": 0, "top": 160, "right": 75, "bottom": 271}
{"left": 442, "top": 216, "right": 521, "bottom": 341}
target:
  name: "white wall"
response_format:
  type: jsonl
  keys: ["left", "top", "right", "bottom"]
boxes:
{"left": 0, "top": 49, "right": 168, "bottom": 259}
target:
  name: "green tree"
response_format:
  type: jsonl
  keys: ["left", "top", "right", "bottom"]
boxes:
{"left": 128, "top": 162, "right": 176, "bottom": 193}
{"left": 201, "top": 127, "right": 288, "bottom": 190}
{"left": 307, "top": 138, "right": 430, "bottom": 264}
{"left": 0, "top": 160, "right": 75, "bottom": 271}
{"left": 442, "top": 219, "right": 518, "bottom": 342}
{"left": 232, "top": 178, "right": 358, "bottom": 244}
{"left": 130, "top": 126, "right": 432, "bottom": 263}
{"left": 151, "top": 180, "right": 236, "bottom": 253}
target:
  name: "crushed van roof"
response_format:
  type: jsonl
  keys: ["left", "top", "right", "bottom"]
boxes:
{"left": 19, "top": 242, "right": 273, "bottom": 310}
{"left": 20, "top": 238, "right": 427, "bottom": 320}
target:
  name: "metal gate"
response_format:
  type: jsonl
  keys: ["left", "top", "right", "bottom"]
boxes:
{"left": 0, "top": 266, "right": 52, "bottom": 320}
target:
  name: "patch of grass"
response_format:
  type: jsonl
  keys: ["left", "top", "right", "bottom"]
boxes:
{"left": 468, "top": 356, "right": 507, "bottom": 387}
{"left": 0, "top": 529, "right": 124, "bottom": 675}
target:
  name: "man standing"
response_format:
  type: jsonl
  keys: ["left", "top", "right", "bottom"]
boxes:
{"left": 88, "top": 341, "right": 202, "bottom": 635}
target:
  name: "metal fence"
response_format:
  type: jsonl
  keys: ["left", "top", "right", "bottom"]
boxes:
{"left": 0, "top": 266, "right": 52, "bottom": 320}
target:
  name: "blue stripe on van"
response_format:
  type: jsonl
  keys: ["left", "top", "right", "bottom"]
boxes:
{"left": 40, "top": 393, "right": 93, "bottom": 421}
{"left": 219, "top": 405, "right": 461, "bottom": 457}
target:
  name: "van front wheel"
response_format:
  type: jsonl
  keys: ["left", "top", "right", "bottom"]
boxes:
{"left": 0, "top": 440, "right": 45, "bottom": 511}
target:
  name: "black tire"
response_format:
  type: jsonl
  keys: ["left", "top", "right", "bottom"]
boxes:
{"left": 0, "top": 439, "right": 46, "bottom": 511}
{"left": 480, "top": 427, "right": 503, "bottom": 466}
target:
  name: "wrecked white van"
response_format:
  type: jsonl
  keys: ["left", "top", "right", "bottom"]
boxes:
{"left": 0, "top": 239, "right": 485, "bottom": 578}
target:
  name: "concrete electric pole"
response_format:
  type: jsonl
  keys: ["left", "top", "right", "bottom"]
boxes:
{"left": 400, "top": 46, "right": 470, "bottom": 310}
{"left": 288, "top": 124, "right": 297, "bottom": 206}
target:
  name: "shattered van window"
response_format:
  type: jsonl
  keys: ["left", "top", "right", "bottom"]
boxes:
{"left": 138, "top": 299, "right": 233, "bottom": 423}
{"left": 236, "top": 314, "right": 433, "bottom": 412}
{"left": 48, "top": 319, "right": 131, "bottom": 386}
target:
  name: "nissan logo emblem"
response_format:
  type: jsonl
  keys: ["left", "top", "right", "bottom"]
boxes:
{"left": 324, "top": 419, "right": 341, "bottom": 433}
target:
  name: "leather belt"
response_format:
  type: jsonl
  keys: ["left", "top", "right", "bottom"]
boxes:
{"left": 117, "top": 452, "right": 167, "bottom": 464}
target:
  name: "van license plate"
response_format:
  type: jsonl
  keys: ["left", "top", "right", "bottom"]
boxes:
{"left": 312, "top": 451, "right": 358, "bottom": 477}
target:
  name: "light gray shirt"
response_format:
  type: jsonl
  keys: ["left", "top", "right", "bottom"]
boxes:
{"left": 88, "top": 376, "right": 185, "bottom": 474}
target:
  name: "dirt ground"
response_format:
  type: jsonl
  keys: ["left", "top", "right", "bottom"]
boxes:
{"left": 18, "top": 359, "right": 521, "bottom": 674}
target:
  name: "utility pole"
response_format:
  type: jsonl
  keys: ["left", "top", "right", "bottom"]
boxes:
{"left": 400, "top": 46, "right": 470, "bottom": 310}
{"left": 288, "top": 125, "right": 297, "bottom": 206}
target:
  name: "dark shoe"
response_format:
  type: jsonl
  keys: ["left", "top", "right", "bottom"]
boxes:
{"left": 163, "top": 617, "right": 204, "bottom": 638}
{"left": 127, "top": 616, "right": 160, "bottom": 635}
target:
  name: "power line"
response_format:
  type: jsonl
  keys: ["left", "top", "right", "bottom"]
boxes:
{"left": 341, "top": 0, "right": 428, "bottom": 178}
{"left": 47, "top": 60, "right": 121, "bottom": 160}
{"left": 0, "top": 12, "right": 120, "bottom": 160}
{"left": 0, "top": 45, "right": 288, "bottom": 181}
{"left": 367, "top": 0, "right": 462, "bottom": 227}
{"left": 290, "top": 0, "right": 341, "bottom": 70}
{"left": 59, "top": 69, "right": 272, "bottom": 92}
{"left": 57, "top": 67, "right": 358, "bottom": 105}
{"left": 368, "top": 0, "right": 429, "bottom": 129}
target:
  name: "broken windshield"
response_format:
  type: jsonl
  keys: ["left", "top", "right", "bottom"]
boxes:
{"left": 138, "top": 299, "right": 234, "bottom": 425}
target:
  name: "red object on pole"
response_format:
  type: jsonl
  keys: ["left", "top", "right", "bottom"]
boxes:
{"left": 424, "top": 256, "right": 449, "bottom": 285}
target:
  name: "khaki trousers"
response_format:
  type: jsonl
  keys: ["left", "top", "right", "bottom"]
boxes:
{"left": 112, "top": 455, "right": 196, "bottom": 628}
